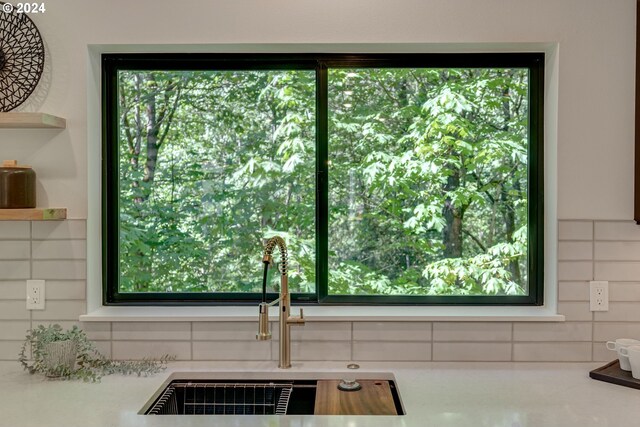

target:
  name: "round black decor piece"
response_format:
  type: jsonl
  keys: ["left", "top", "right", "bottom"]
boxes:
{"left": 0, "top": 2, "right": 45, "bottom": 112}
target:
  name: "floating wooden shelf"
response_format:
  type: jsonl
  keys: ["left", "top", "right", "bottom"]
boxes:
{"left": 0, "top": 208, "right": 67, "bottom": 220}
{"left": 0, "top": 113, "right": 66, "bottom": 129}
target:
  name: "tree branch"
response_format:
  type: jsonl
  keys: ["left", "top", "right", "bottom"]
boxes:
{"left": 463, "top": 228, "right": 487, "bottom": 252}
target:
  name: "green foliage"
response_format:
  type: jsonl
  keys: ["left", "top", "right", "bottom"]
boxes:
{"left": 117, "top": 66, "right": 530, "bottom": 297}
{"left": 326, "top": 67, "right": 529, "bottom": 296}
{"left": 19, "top": 324, "right": 173, "bottom": 382}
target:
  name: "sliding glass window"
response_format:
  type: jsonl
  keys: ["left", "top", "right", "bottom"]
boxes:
{"left": 103, "top": 53, "right": 543, "bottom": 305}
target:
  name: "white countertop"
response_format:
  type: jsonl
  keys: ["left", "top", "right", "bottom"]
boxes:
{"left": 1, "top": 360, "right": 636, "bottom": 427}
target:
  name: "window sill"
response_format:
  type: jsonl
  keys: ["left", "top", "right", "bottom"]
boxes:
{"left": 79, "top": 305, "right": 565, "bottom": 322}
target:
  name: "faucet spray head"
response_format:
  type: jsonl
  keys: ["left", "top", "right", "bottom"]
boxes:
{"left": 256, "top": 302, "right": 272, "bottom": 341}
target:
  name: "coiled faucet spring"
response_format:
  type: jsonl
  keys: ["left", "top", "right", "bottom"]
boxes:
{"left": 262, "top": 236, "right": 288, "bottom": 276}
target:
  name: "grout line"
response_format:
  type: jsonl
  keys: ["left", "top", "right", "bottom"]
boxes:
{"left": 591, "top": 221, "right": 596, "bottom": 361}
{"left": 592, "top": 221, "right": 596, "bottom": 362}
{"left": 430, "top": 322, "right": 434, "bottom": 361}
{"left": 350, "top": 322, "right": 354, "bottom": 361}
{"left": 431, "top": 339, "right": 529, "bottom": 344}
{"left": 30, "top": 238, "right": 88, "bottom": 241}
{"left": 510, "top": 322, "right": 515, "bottom": 362}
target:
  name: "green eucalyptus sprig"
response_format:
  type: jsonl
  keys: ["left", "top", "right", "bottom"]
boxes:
{"left": 19, "top": 324, "right": 175, "bottom": 382}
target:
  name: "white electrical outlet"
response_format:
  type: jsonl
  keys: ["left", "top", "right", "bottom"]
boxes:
{"left": 590, "top": 280, "right": 608, "bottom": 311}
{"left": 26, "top": 280, "right": 45, "bottom": 310}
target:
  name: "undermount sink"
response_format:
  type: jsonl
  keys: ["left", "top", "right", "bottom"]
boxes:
{"left": 140, "top": 372, "right": 405, "bottom": 416}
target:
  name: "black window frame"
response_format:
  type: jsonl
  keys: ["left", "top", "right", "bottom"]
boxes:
{"left": 102, "top": 52, "right": 544, "bottom": 306}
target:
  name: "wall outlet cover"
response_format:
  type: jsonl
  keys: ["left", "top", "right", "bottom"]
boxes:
{"left": 26, "top": 279, "right": 45, "bottom": 310}
{"left": 589, "top": 280, "right": 608, "bottom": 312}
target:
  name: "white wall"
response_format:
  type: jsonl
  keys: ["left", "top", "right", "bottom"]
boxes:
{"left": 3, "top": 0, "right": 634, "bottom": 220}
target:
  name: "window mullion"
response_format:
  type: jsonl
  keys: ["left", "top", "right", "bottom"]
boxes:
{"left": 316, "top": 62, "right": 329, "bottom": 302}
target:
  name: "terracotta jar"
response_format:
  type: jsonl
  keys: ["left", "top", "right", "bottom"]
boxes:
{"left": 0, "top": 160, "right": 36, "bottom": 208}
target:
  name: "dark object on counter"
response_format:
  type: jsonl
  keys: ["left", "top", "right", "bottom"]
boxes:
{"left": 590, "top": 360, "right": 640, "bottom": 390}
{"left": 0, "top": 160, "right": 36, "bottom": 208}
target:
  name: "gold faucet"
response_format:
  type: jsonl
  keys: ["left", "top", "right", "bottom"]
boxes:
{"left": 256, "top": 236, "right": 305, "bottom": 369}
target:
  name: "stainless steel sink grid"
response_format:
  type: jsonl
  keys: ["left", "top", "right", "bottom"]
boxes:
{"left": 146, "top": 382, "right": 294, "bottom": 415}
{"left": 140, "top": 372, "right": 405, "bottom": 416}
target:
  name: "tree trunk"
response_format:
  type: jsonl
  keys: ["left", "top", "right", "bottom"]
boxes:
{"left": 443, "top": 171, "right": 463, "bottom": 258}
{"left": 502, "top": 181, "right": 522, "bottom": 284}
{"left": 144, "top": 93, "right": 159, "bottom": 186}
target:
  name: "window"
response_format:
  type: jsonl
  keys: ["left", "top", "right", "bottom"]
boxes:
{"left": 103, "top": 53, "right": 543, "bottom": 305}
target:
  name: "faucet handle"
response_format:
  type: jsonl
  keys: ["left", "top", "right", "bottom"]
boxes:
{"left": 288, "top": 307, "right": 306, "bottom": 325}
{"left": 296, "top": 308, "right": 306, "bottom": 325}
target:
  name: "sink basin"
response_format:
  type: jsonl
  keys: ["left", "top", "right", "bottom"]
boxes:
{"left": 140, "top": 372, "right": 404, "bottom": 416}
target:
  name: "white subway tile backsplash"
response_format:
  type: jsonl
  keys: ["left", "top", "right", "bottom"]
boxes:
{"left": 193, "top": 341, "right": 270, "bottom": 361}
{"left": 609, "top": 283, "right": 640, "bottom": 301}
{"left": 513, "top": 322, "right": 592, "bottom": 341}
{"left": 0, "top": 301, "right": 28, "bottom": 320}
{"left": 513, "top": 343, "right": 592, "bottom": 361}
{"left": 0, "top": 261, "right": 29, "bottom": 280}
{"left": 595, "top": 221, "right": 640, "bottom": 241}
{"left": 112, "top": 322, "right": 190, "bottom": 341}
{"left": 45, "top": 281, "right": 86, "bottom": 300}
{"left": 32, "top": 221, "right": 86, "bottom": 240}
{"left": 32, "top": 240, "right": 86, "bottom": 260}
{"left": 0, "top": 222, "right": 30, "bottom": 239}
{"left": 595, "top": 262, "right": 640, "bottom": 282}
{"left": 559, "top": 221, "right": 593, "bottom": 241}
{"left": 593, "top": 342, "right": 613, "bottom": 362}
{"left": 558, "top": 282, "right": 590, "bottom": 301}
{"left": 33, "top": 260, "right": 86, "bottom": 280}
{"left": 558, "top": 261, "right": 593, "bottom": 281}
{"left": 595, "top": 242, "right": 640, "bottom": 261}
{"left": 353, "top": 322, "right": 431, "bottom": 342}
{"left": 31, "top": 300, "right": 86, "bottom": 320}
{"left": 193, "top": 322, "right": 259, "bottom": 341}
{"left": 0, "top": 341, "right": 24, "bottom": 360}
{"left": 0, "top": 320, "right": 30, "bottom": 340}
{"left": 92, "top": 341, "right": 112, "bottom": 359}
{"left": 0, "top": 281, "right": 27, "bottom": 300}
{"left": 80, "top": 322, "right": 111, "bottom": 340}
{"left": 433, "top": 322, "right": 511, "bottom": 342}
{"left": 274, "top": 340, "right": 351, "bottom": 361}
{"left": 433, "top": 342, "right": 511, "bottom": 361}
{"left": 593, "top": 322, "right": 640, "bottom": 342}
{"left": 0, "top": 241, "right": 30, "bottom": 260}
{"left": 558, "top": 242, "right": 593, "bottom": 261}
{"left": 353, "top": 341, "right": 430, "bottom": 361}
{"left": 112, "top": 341, "right": 191, "bottom": 360}
{"left": 557, "top": 302, "right": 593, "bottom": 321}
{"left": 272, "top": 322, "right": 351, "bottom": 341}
{"left": 594, "top": 303, "right": 640, "bottom": 322}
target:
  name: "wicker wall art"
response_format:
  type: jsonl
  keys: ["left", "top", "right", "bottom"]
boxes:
{"left": 0, "top": 2, "right": 45, "bottom": 111}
